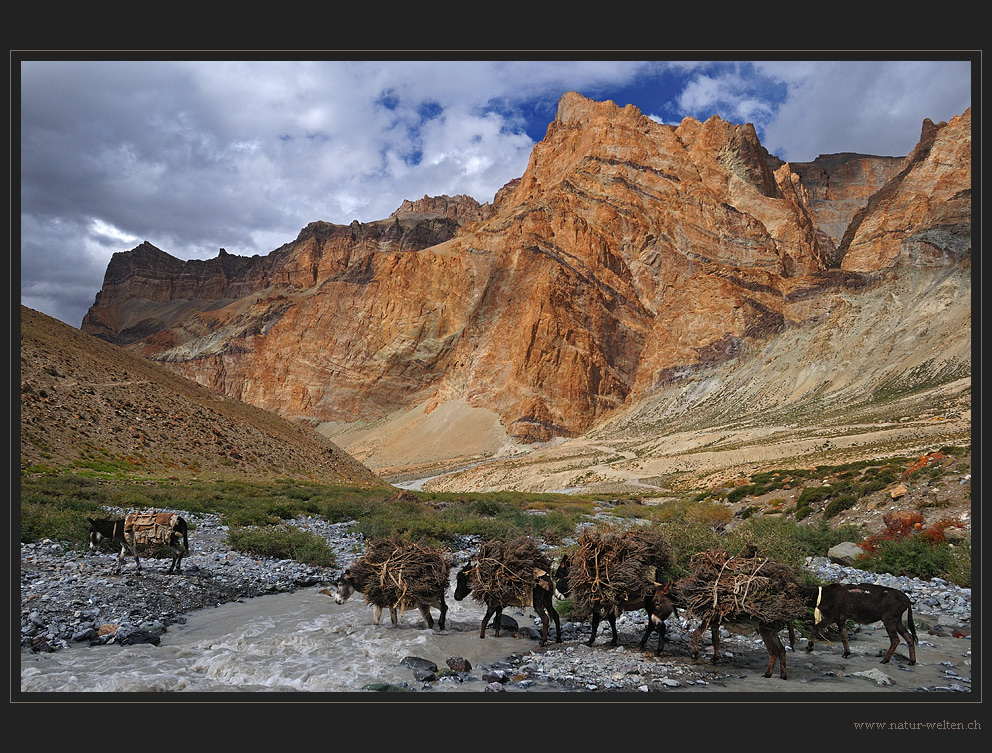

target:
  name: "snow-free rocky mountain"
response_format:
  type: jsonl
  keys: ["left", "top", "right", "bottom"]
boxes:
{"left": 78, "top": 93, "right": 973, "bottom": 494}
{"left": 21, "top": 304, "right": 386, "bottom": 488}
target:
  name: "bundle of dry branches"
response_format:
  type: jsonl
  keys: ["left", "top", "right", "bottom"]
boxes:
{"left": 471, "top": 537, "right": 551, "bottom": 606}
{"left": 568, "top": 524, "right": 673, "bottom": 617}
{"left": 672, "top": 548, "right": 806, "bottom": 627}
{"left": 349, "top": 535, "right": 451, "bottom": 608}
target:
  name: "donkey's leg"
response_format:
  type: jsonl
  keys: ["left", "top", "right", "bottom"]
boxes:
{"left": 172, "top": 532, "right": 186, "bottom": 574}
{"left": 417, "top": 604, "right": 435, "bottom": 630}
{"left": 691, "top": 622, "right": 705, "bottom": 660}
{"left": 492, "top": 607, "right": 504, "bottom": 638}
{"left": 880, "top": 623, "right": 901, "bottom": 664}
{"left": 118, "top": 541, "right": 140, "bottom": 573}
{"left": 639, "top": 615, "right": 656, "bottom": 650}
{"left": 839, "top": 622, "right": 853, "bottom": 658}
{"left": 760, "top": 626, "right": 788, "bottom": 679}
{"left": 588, "top": 611, "right": 602, "bottom": 647}
{"left": 533, "top": 602, "right": 550, "bottom": 645}
{"left": 894, "top": 619, "right": 917, "bottom": 665}
{"left": 607, "top": 612, "right": 619, "bottom": 646}
{"left": 480, "top": 606, "right": 496, "bottom": 638}
{"left": 656, "top": 621, "right": 667, "bottom": 656}
{"left": 548, "top": 599, "right": 562, "bottom": 643}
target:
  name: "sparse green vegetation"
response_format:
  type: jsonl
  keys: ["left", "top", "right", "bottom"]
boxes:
{"left": 20, "top": 446, "right": 970, "bottom": 586}
{"left": 19, "top": 474, "right": 594, "bottom": 555}
{"left": 857, "top": 536, "right": 958, "bottom": 582}
{"left": 853, "top": 512, "right": 970, "bottom": 586}
{"left": 648, "top": 503, "right": 867, "bottom": 580}
{"left": 227, "top": 524, "right": 337, "bottom": 567}
{"left": 823, "top": 492, "right": 859, "bottom": 518}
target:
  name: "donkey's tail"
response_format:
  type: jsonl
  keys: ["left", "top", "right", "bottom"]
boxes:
{"left": 907, "top": 604, "right": 918, "bottom": 644}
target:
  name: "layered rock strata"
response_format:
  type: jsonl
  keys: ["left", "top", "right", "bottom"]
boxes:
{"left": 80, "top": 94, "right": 972, "bottom": 459}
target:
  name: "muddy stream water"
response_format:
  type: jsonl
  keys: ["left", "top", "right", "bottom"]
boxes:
{"left": 20, "top": 585, "right": 541, "bottom": 694}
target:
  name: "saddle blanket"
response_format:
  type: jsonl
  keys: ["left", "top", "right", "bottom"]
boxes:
{"left": 124, "top": 511, "right": 179, "bottom": 546}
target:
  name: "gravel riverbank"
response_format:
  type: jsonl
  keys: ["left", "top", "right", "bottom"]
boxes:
{"left": 19, "top": 508, "right": 973, "bottom": 695}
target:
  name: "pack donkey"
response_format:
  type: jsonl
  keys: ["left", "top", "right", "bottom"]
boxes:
{"left": 454, "top": 561, "right": 562, "bottom": 645}
{"left": 88, "top": 511, "right": 189, "bottom": 575}
{"left": 641, "top": 581, "right": 679, "bottom": 655}
{"left": 801, "top": 583, "right": 917, "bottom": 664}
{"left": 553, "top": 553, "right": 664, "bottom": 650}
{"left": 689, "top": 613, "right": 797, "bottom": 679}
{"left": 326, "top": 565, "right": 448, "bottom": 630}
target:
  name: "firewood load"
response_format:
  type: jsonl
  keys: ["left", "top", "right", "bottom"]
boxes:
{"left": 471, "top": 536, "right": 553, "bottom": 608}
{"left": 124, "top": 511, "right": 180, "bottom": 546}
{"left": 567, "top": 525, "right": 673, "bottom": 619}
{"left": 672, "top": 548, "right": 807, "bottom": 629}
{"left": 348, "top": 535, "right": 451, "bottom": 610}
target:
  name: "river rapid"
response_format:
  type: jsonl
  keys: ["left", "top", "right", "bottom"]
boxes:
{"left": 20, "top": 580, "right": 548, "bottom": 694}
{"left": 18, "top": 509, "right": 974, "bottom": 700}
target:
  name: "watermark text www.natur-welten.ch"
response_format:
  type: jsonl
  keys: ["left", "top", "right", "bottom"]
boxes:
{"left": 852, "top": 720, "right": 981, "bottom": 731}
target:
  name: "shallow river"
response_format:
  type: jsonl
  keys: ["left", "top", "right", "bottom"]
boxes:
{"left": 19, "top": 584, "right": 545, "bottom": 694}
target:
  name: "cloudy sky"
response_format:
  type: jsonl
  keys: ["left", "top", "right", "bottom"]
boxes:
{"left": 16, "top": 56, "right": 974, "bottom": 329}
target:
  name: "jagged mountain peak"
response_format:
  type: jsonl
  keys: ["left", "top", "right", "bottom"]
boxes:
{"left": 77, "top": 97, "right": 972, "bottom": 490}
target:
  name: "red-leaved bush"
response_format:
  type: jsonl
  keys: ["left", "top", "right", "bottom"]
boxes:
{"left": 859, "top": 511, "right": 958, "bottom": 553}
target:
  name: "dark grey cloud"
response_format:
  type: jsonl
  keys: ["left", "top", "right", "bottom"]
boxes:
{"left": 756, "top": 60, "right": 973, "bottom": 161}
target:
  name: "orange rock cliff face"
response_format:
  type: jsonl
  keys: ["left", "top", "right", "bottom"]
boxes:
{"left": 81, "top": 93, "right": 972, "bottom": 447}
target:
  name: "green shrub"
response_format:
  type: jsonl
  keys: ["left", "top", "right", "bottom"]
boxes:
{"left": 518, "top": 509, "right": 577, "bottom": 545}
{"left": 723, "top": 517, "right": 865, "bottom": 576}
{"left": 656, "top": 521, "right": 722, "bottom": 577}
{"left": 793, "top": 519, "right": 864, "bottom": 554}
{"left": 823, "top": 492, "right": 859, "bottom": 519}
{"left": 224, "top": 507, "right": 283, "bottom": 528}
{"left": 938, "top": 445, "right": 969, "bottom": 458}
{"left": 726, "top": 516, "right": 809, "bottom": 570}
{"left": 21, "top": 499, "right": 100, "bottom": 547}
{"left": 748, "top": 472, "right": 779, "bottom": 485}
{"left": 725, "top": 486, "right": 753, "bottom": 504}
{"left": 796, "top": 486, "right": 830, "bottom": 508}
{"left": 652, "top": 498, "right": 692, "bottom": 522}
{"left": 856, "top": 537, "right": 958, "bottom": 582}
{"left": 323, "top": 497, "right": 376, "bottom": 523}
{"left": 227, "top": 524, "right": 336, "bottom": 567}
{"left": 943, "top": 540, "right": 971, "bottom": 588}
{"left": 470, "top": 498, "right": 507, "bottom": 517}
{"left": 554, "top": 597, "right": 578, "bottom": 621}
